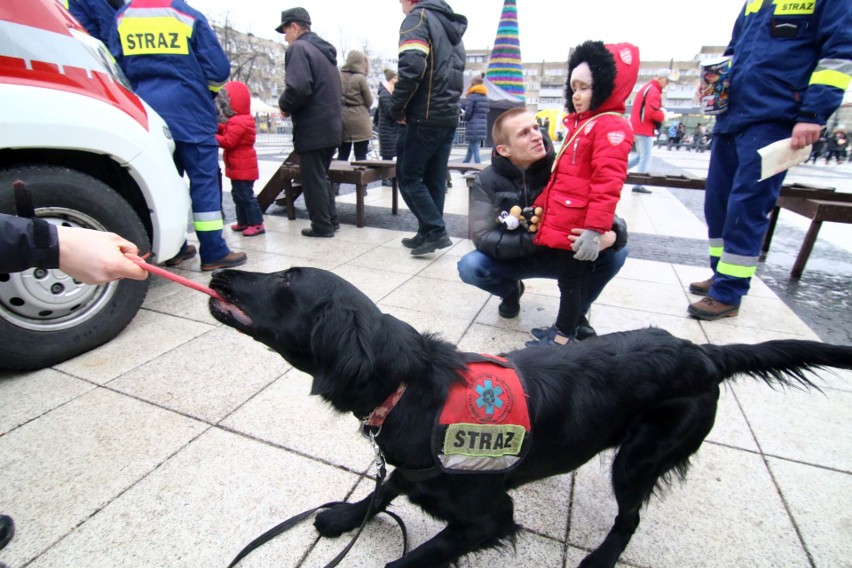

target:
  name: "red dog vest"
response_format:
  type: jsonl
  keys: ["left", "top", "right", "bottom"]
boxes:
{"left": 432, "top": 354, "right": 532, "bottom": 474}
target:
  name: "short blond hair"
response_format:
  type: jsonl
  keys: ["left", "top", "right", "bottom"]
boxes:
{"left": 491, "top": 107, "right": 529, "bottom": 147}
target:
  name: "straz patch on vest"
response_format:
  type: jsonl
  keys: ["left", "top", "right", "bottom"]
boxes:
{"left": 432, "top": 354, "right": 531, "bottom": 474}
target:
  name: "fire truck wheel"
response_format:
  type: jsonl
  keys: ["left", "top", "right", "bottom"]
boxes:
{"left": 0, "top": 165, "right": 151, "bottom": 370}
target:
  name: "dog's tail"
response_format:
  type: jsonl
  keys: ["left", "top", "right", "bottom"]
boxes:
{"left": 703, "top": 339, "right": 852, "bottom": 390}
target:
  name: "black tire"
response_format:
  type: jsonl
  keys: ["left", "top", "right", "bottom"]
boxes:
{"left": 0, "top": 165, "right": 150, "bottom": 370}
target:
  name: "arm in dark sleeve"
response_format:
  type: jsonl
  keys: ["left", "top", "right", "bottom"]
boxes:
{"left": 0, "top": 213, "right": 59, "bottom": 273}
{"left": 468, "top": 173, "right": 537, "bottom": 259}
{"left": 192, "top": 14, "right": 231, "bottom": 96}
{"left": 391, "top": 14, "right": 430, "bottom": 120}
{"left": 278, "top": 44, "right": 313, "bottom": 113}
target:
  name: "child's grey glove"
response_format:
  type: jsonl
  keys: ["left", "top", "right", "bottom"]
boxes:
{"left": 572, "top": 229, "right": 602, "bottom": 261}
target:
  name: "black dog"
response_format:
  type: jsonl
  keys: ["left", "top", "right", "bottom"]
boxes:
{"left": 209, "top": 267, "right": 852, "bottom": 568}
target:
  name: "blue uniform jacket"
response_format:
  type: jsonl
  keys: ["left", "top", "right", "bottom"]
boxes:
{"left": 110, "top": 0, "right": 230, "bottom": 144}
{"left": 67, "top": 0, "right": 118, "bottom": 44}
{"left": 715, "top": 0, "right": 852, "bottom": 134}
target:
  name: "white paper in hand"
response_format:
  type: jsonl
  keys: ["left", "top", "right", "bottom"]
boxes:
{"left": 757, "top": 138, "right": 812, "bottom": 181}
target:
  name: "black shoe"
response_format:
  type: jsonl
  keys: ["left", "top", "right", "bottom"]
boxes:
{"left": 333, "top": 223, "right": 341, "bottom": 232}
{"left": 301, "top": 228, "right": 334, "bottom": 238}
{"left": 381, "top": 179, "right": 394, "bottom": 187}
{"left": 498, "top": 281, "right": 525, "bottom": 318}
{"left": 401, "top": 234, "right": 425, "bottom": 249}
{"left": 576, "top": 315, "right": 597, "bottom": 340}
{"left": 632, "top": 185, "right": 652, "bottom": 194}
{"left": 164, "top": 244, "right": 197, "bottom": 267}
{"left": 0, "top": 514, "right": 15, "bottom": 551}
{"left": 410, "top": 235, "right": 452, "bottom": 256}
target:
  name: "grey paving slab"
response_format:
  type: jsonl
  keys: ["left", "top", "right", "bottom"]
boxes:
{"left": 768, "top": 457, "right": 852, "bottom": 568}
{"left": 54, "top": 309, "right": 214, "bottom": 384}
{"left": 0, "top": 368, "right": 93, "bottom": 433}
{"left": 108, "top": 326, "right": 286, "bottom": 423}
{"left": 733, "top": 378, "right": 852, "bottom": 471}
{"left": 220, "top": 369, "right": 374, "bottom": 473}
{"left": 0, "top": 388, "right": 207, "bottom": 567}
{"left": 569, "top": 443, "right": 809, "bottom": 567}
{"left": 26, "top": 428, "right": 361, "bottom": 568}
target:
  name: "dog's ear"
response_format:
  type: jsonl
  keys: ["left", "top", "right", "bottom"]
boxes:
{"left": 309, "top": 299, "right": 376, "bottom": 401}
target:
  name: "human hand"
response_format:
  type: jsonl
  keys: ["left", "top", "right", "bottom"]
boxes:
{"left": 57, "top": 226, "right": 148, "bottom": 285}
{"left": 568, "top": 228, "right": 614, "bottom": 251}
{"left": 791, "top": 122, "right": 821, "bottom": 150}
{"left": 571, "top": 229, "right": 602, "bottom": 261}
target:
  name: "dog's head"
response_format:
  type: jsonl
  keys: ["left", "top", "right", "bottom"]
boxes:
{"left": 208, "top": 267, "right": 430, "bottom": 415}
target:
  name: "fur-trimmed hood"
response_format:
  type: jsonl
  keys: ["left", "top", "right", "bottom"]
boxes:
{"left": 564, "top": 41, "right": 639, "bottom": 115}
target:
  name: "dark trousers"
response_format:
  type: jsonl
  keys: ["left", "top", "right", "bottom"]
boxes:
{"left": 457, "top": 247, "right": 628, "bottom": 336}
{"left": 555, "top": 254, "right": 592, "bottom": 337}
{"left": 338, "top": 140, "right": 369, "bottom": 161}
{"left": 298, "top": 147, "right": 337, "bottom": 233}
{"left": 397, "top": 123, "right": 455, "bottom": 241}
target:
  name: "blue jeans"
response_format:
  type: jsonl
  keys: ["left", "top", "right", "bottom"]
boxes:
{"left": 463, "top": 139, "right": 482, "bottom": 163}
{"left": 627, "top": 134, "right": 654, "bottom": 173}
{"left": 230, "top": 179, "right": 263, "bottom": 226}
{"left": 397, "top": 123, "right": 455, "bottom": 240}
{"left": 457, "top": 246, "right": 628, "bottom": 320}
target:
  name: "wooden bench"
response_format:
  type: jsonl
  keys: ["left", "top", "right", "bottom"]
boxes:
{"left": 762, "top": 192, "right": 852, "bottom": 278}
{"left": 256, "top": 155, "right": 396, "bottom": 228}
{"left": 624, "top": 174, "right": 852, "bottom": 278}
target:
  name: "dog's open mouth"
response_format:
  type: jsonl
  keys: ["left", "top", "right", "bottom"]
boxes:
{"left": 210, "top": 298, "right": 253, "bottom": 327}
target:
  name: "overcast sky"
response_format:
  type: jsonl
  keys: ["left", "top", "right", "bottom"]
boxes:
{"left": 197, "top": 0, "right": 746, "bottom": 63}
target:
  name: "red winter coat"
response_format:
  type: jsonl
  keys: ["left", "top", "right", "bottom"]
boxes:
{"left": 629, "top": 79, "right": 666, "bottom": 137}
{"left": 216, "top": 81, "right": 259, "bottom": 181}
{"left": 533, "top": 42, "right": 639, "bottom": 250}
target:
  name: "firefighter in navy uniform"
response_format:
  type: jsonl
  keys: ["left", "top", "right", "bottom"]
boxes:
{"left": 110, "top": 0, "right": 247, "bottom": 271}
{"left": 688, "top": 0, "right": 852, "bottom": 320}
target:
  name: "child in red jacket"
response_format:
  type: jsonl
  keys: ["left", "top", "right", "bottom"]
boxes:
{"left": 216, "top": 81, "right": 264, "bottom": 236}
{"left": 527, "top": 41, "right": 638, "bottom": 346}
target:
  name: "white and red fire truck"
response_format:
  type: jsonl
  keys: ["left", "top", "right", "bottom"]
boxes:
{"left": 0, "top": 0, "right": 190, "bottom": 369}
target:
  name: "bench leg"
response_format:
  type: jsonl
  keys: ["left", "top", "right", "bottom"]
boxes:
{"left": 257, "top": 168, "right": 290, "bottom": 213}
{"left": 761, "top": 206, "right": 781, "bottom": 256}
{"left": 356, "top": 183, "right": 365, "bottom": 228}
{"left": 283, "top": 181, "right": 300, "bottom": 220}
{"left": 791, "top": 220, "right": 822, "bottom": 278}
{"left": 392, "top": 178, "right": 398, "bottom": 216}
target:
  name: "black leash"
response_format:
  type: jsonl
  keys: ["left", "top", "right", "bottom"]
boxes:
{"left": 227, "top": 431, "right": 408, "bottom": 568}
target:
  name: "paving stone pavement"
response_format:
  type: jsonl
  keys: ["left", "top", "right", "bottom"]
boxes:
{"left": 1, "top": 143, "right": 850, "bottom": 568}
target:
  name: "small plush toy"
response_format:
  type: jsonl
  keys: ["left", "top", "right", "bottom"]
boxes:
{"left": 498, "top": 205, "right": 543, "bottom": 232}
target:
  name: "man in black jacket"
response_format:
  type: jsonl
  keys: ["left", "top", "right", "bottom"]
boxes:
{"left": 276, "top": 8, "right": 343, "bottom": 238}
{"left": 457, "top": 108, "right": 628, "bottom": 340}
{"left": 392, "top": 0, "right": 467, "bottom": 256}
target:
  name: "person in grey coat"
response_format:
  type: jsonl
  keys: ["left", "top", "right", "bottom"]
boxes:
{"left": 338, "top": 50, "right": 374, "bottom": 161}
{"left": 461, "top": 75, "right": 489, "bottom": 163}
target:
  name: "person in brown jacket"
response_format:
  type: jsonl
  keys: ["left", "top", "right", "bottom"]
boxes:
{"left": 338, "top": 50, "right": 374, "bottom": 161}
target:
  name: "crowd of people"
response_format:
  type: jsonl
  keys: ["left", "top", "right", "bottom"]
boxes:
{"left": 42, "top": 0, "right": 852, "bottom": 329}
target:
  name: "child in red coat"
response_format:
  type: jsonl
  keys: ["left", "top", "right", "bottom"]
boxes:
{"left": 527, "top": 41, "right": 638, "bottom": 346}
{"left": 216, "top": 81, "right": 264, "bottom": 236}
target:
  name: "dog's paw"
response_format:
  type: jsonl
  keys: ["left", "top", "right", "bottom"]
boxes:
{"left": 314, "top": 503, "right": 364, "bottom": 537}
